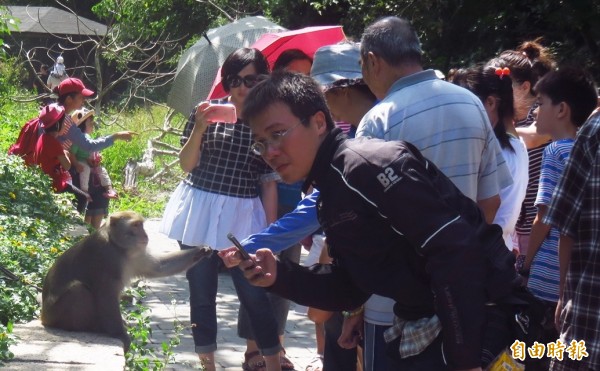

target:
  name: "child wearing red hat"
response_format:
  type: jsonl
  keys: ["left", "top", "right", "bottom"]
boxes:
{"left": 33, "top": 104, "right": 90, "bottom": 201}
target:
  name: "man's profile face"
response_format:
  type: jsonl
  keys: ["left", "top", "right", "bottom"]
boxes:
{"left": 249, "top": 102, "right": 322, "bottom": 184}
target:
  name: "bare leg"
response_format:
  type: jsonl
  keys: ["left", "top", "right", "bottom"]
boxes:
{"left": 199, "top": 352, "right": 215, "bottom": 371}
{"left": 85, "top": 214, "right": 105, "bottom": 230}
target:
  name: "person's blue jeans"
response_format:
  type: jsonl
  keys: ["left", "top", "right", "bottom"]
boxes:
{"left": 180, "top": 243, "right": 281, "bottom": 356}
{"left": 238, "top": 243, "right": 302, "bottom": 339}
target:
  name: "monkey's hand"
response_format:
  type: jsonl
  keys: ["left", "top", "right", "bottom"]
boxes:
{"left": 240, "top": 248, "right": 277, "bottom": 287}
{"left": 217, "top": 247, "right": 242, "bottom": 268}
{"left": 193, "top": 245, "right": 213, "bottom": 261}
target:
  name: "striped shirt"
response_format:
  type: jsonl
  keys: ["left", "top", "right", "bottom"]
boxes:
{"left": 527, "top": 139, "right": 573, "bottom": 302}
{"left": 515, "top": 104, "right": 551, "bottom": 235}
{"left": 356, "top": 69, "right": 512, "bottom": 201}
{"left": 180, "top": 103, "right": 277, "bottom": 198}
{"left": 544, "top": 111, "right": 600, "bottom": 371}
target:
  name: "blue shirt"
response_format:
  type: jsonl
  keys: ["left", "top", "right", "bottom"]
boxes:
{"left": 356, "top": 69, "right": 512, "bottom": 201}
{"left": 58, "top": 115, "right": 114, "bottom": 152}
{"left": 241, "top": 190, "right": 320, "bottom": 253}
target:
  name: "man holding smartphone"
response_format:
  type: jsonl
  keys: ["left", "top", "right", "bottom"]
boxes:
{"left": 219, "top": 71, "right": 528, "bottom": 370}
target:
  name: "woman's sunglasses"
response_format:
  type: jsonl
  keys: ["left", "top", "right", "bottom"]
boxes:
{"left": 225, "top": 74, "right": 267, "bottom": 89}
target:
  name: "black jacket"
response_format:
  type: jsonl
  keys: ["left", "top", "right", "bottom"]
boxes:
{"left": 269, "top": 129, "right": 520, "bottom": 369}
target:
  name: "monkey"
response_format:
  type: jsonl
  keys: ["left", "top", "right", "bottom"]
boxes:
{"left": 41, "top": 211, "right": 212, "bottom": 351}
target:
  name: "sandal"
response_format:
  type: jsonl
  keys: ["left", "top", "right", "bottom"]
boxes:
{"left": 280, "top": 348, "right": 295, "bottom": 370}
{"left": 242, "top": 350, "right": 266, "bottom": 371}
{"left": 304, "top": 354, "right": 323, "bottom": 371}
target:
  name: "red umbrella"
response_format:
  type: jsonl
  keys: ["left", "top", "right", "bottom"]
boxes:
{"left": 207, "top": 25, "right": 346, "bottom": 100}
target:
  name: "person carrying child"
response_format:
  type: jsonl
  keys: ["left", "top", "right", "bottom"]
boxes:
{"left": 69, "top": 108, "right": 118, "bottom": 199}
{"left": 32, "top": 104, "right": 90, "bottom": 201}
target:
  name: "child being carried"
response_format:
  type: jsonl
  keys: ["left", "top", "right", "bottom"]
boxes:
{"left": 69, "top": 108, "right": 118, "bottom": 199}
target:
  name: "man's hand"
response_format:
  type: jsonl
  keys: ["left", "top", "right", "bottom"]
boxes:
{"left": 239, "top": 248, "right": 277, "bottom": 287}
{"left": 338, "top": 313, "right": 363, "bottom": 349}
{"left": 555, "top": 298, "right": 563, "bottom": 331}
{"left": 217, "top": 247, "right": 242, "bottom": 268}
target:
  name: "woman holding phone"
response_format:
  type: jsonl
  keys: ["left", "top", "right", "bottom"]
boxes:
{"left": 160, "top": 48, "right": 285, "bottom": 371}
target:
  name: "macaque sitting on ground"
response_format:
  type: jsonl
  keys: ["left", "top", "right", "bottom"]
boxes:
{"left": 41, "top": 211, "right": 211, "bottom": 351}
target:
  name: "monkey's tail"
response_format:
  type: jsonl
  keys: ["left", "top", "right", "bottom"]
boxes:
{"left": 0, "top": 263, "right": 43, "bottom": 292}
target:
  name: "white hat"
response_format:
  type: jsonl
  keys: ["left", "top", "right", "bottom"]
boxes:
{"left": 57, "top": 56, "right": 64, "bottom": 64}
{"left": 71, "top": 108, "right": 95, "bottom": 126}
{"left": 310, "top": 43, "right": 363, "bottom": 91}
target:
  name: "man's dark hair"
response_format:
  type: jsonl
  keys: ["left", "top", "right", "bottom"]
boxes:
{"left": 360, "top": 16, "right": 422, "bottom": 66}
{"left": 534, "top": 66, "right": 598, "bottom": 127}
{"left": 221, "top": 48, "right": 269, "bottom": 92}
{"left": 244, "top": 71, "right": 336, "bottom": 130}
{"left": 273, "top": 49, "right": 312, "bottom": 72}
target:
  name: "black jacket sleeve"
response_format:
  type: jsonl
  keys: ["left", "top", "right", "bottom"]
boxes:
{"left": 269, "top": 259, "right": 370, "bottom": 311}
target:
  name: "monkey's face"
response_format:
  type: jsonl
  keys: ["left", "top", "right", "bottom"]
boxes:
{"left": 109, "top": 211, "right": 149, "bottom": 255}
{"left": 126, "top": 219, "right": 149, "bottom": 255}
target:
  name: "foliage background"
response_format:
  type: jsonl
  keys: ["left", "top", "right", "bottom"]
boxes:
{"left": 5, "top": 0, "right": 599, "bottom": 82}
{"left": 1, "top": 0, "right": 599, "bottom": 366}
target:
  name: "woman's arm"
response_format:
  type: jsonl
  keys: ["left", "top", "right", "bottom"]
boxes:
{"left": 179, "top": 103, "right": 210, "bottom": 172}
{"left": 516, "top": 124, "right": 551, "bottom": 149}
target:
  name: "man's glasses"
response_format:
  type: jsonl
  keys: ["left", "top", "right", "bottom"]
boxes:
{"left": 250, "top": 121, "right": 304, "bottom": 156}
{"left": 226, "top": 74, "right": 266, "bottom": 89}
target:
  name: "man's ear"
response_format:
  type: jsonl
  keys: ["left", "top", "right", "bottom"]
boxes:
{"left": 368, "top": 51, "right": 381, "bottom": 75}
{"left": 312, "top": 111, "right": 328, "bottom": 135}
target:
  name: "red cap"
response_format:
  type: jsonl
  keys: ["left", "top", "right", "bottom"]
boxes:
{"left": 39, "top": 104, "right": 66, "bottom": 129}
{"left": 57, "top": 77, "right": 95, "bottom": 97}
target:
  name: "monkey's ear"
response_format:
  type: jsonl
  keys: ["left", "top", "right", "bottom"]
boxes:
{"left": 108, "top": 214, "right": 120, "bottom": 226}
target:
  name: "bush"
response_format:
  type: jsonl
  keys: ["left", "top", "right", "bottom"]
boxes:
{"left": 0, "top": 56, "right": 28, "bottom": 97}
{"left": 0, "top": 153, "right": 84, "bottom": 326}
{"left": 0, "top": 89, "right": 38, "bottom": 154}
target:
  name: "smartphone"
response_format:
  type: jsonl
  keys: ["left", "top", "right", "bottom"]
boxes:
{"left": 227, "top": 233, "right": 251, "bottom": 260}
{"left": 207, "top": 103, "right": 237, "bottom": 123}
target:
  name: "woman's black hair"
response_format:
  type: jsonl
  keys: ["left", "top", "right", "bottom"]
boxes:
{"left": 221, "top": 48, "right": 269, "bottom": 92}
{"left": 452, "top": 63, "right": 515, "bottom": 152}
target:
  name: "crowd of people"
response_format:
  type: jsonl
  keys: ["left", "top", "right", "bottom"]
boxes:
{"left": 13, "top": 13, "right": 600, "bottom": 371}
{"left": 211, "top": 16, "right": 597, "bottom": 371}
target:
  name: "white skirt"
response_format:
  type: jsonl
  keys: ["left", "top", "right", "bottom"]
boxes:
{"left": 159, "top": 182, "right": 267, "bottom": 250}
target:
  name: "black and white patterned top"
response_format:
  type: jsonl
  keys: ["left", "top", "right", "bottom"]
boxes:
{"left": 180, "top": 102, "right": 278, "bottom": 198}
